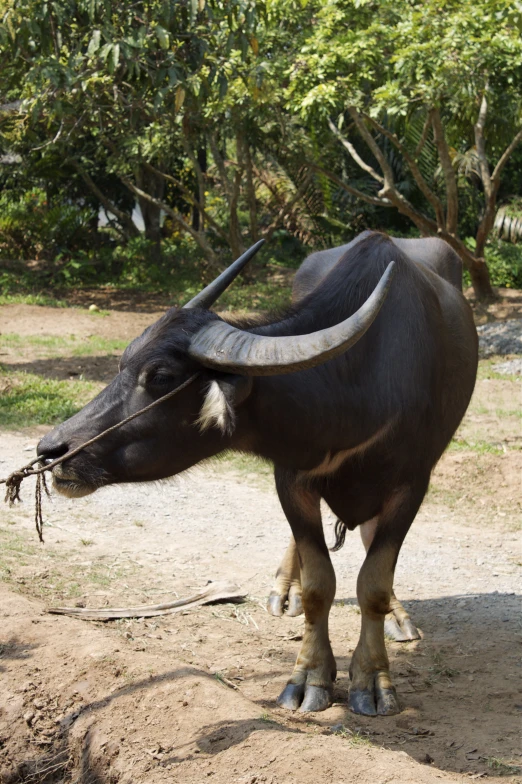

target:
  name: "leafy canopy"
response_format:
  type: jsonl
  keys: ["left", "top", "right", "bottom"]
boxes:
{"left": 288, "top": 0, "right": 522, "bottom": 136}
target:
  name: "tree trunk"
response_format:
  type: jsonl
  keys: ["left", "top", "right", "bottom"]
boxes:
{"left": 242, "top": 141, "right": 258, "bottom": 242}
{"left": 191, "top": 148, "right": 207, "bottom": 231}
{"left": 136, "top": 165, "right": 165, "bottom": 249}
{"left": 469, "top": 256, "right": 494, "bottom": 300}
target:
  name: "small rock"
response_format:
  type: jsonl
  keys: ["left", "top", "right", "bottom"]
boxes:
{"left": 88, "top": 304, "right": 99, "bottom": 312}
{"left": 23, "top": 711, "right": 35, "bottom": 725}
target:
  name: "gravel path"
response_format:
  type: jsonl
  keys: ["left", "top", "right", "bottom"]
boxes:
{"left": 477, "top": 318, "right": 522, "bottom": 356}
{"left": 1, "top": 430, "right": 521, "bottom": 784}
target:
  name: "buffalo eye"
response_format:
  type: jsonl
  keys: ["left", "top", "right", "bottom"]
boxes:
{"left": 143, "top": 369, "right": 178, "bottom": 390}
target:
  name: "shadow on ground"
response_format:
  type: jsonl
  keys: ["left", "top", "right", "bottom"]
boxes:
{"left": 3, "top": 356, "right": 118, "bottom": 383}
{"left": 3, "top": 591, "right": 521, "bottom": 782}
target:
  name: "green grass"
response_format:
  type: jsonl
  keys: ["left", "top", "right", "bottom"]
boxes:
{"left": 218, "top": 276, "right": 292, "bottom": 313}
{"left": 208, "top": 451, "right": 274, "bottom": 488}
{"left": 448, "top": 436, "right": 505, "bottom": 455}
{"left": 0, "top": 291, "right": 69, "bottom": 307}
{"left": 259, "top": 711, "right": 280, "bottom": 724}
{"left": 0, "top": 247, "right": 295, "bottom": 314}
{"left": 485, "top": 757, "right": 521, "bottom": 776}
{"left": 472, "top": 404, "right": 522, "bottom": 419}
{"left": 0, "top": 333, "right": 128, "bottom": 357}
{"left": 477, "top": 358, "right": 522, "bottom": 382}
{"left": 331, "top": 726, "right": 373, "bottom": 747}
{"left": 0, "top": 528, "right": 133, "bottom": 602}
{"left": 0, "top": 365, "right": 101, "bottom": 428}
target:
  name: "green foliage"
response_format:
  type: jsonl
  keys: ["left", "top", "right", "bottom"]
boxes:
{"left": 0, "top": 189, "right": 95, "bottom": 261}
{"left": 464, "top": 239, "right": 522, "bottom": 288}
{"left": 289, "top": 0, "right": 522, "bottom": 129}
{"left": 0, "top": 230, "right": 296, "bottom": 311}
{"left": 0, "top": 0, "right": 521, "bottom": 296}
{"left": 0, "top": 366, "right": 101, "bottom": 428}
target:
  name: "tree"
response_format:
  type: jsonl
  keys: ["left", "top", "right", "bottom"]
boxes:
{"left": 0, "top": 0, "right": 319, "bottom": 265}
{"left": 287, "top": 0, "right": 522, "bottom": 299}
{"left": 0, "top": 0, "right": 265, "bottom": 262}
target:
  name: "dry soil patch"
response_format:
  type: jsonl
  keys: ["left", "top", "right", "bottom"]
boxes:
{"left": 0, "top": 300, "right": 521, "bottom": 784}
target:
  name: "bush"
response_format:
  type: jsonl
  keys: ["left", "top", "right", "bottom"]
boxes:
{"left": 463, "top": 239, "right": 522, "bottom": 289}
{"left": 484, "top": 241, "right": 522, "bottom": 289}
{"left": 0, "top": 189, "right": 96, "bottom": 262}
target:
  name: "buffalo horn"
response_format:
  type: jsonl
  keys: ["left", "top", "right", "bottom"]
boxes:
{"left": 183, "top": 239, "right": 265, "bottom": 309}
{"left": 188, "top": 261, "right": 396, "bottom": 376}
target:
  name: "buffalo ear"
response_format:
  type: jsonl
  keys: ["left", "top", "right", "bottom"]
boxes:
{"left": 196, "top": 375, "right": 252, "bottom": 436}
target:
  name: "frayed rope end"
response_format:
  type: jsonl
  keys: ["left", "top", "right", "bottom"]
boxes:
{"left": 2, "top": 464, "right": 49, "bottom": 543}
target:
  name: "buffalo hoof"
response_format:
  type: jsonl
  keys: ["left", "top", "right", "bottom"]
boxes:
{"left": 267, "top": 592, "right": 285, "bottom": 617}
{"left": 299, "top": 684, "right": 332, "bottom": 713}
{"left": 286, "top": 593, "right": 303, "bottom": 617}
{"left": 376, "top": 684, "right": 400, "bottom": 715}
{"left": 277, "top": 682, "right": 305, "bottom": 710}
{"left": 349, "top": 682, "right": 400, "bottom": 716}
{"left": 384, "top": 614, "right": 420, "bottom": 642}
{"left": 277, "top": 682, "right": 332, "bottom": 712}
{"left": 267, "top": 591, "right": 303, "bottom": 618}
{"left": 349, "top": 688, "right": 377, "bottom": 716}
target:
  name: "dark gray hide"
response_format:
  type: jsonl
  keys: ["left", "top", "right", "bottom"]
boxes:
{"left": 37, "top": 231, "right": 478, "bottom": 718}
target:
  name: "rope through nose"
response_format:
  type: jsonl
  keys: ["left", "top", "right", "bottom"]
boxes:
{"left": 0, "top": 372, "right": 200, "bottom": 541}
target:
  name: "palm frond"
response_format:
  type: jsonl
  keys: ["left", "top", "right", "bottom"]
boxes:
{"left": 495, "top": 200, "right": 522, "bottom": 243}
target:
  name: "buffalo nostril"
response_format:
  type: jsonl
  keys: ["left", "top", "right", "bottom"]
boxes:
{"left": 37, "top": 440, "right": 70, "bottom": 463}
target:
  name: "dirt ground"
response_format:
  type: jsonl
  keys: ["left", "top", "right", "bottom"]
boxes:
{"left": 0, "top": 300, "right": 521, "bottom": 784}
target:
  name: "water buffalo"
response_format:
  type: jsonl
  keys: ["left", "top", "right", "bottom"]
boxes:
{"left": 37, "top": 231, "right": 478, "bottom": 716}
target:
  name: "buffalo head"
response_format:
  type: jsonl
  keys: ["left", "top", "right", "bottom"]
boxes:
{"left": 37, "top": 241, "right": 394, "bottom": 498}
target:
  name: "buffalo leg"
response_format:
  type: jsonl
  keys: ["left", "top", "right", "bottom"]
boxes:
{"left": 350, "top": 483, "right": 427, "bottom": 716}
{"left": 360, "top": 519, "right": 420, "bottom": 642}
{"left": 275, "top": 470, "right": 336, "bottom": 712}
{"left": 267, "top": 536, "right": 303, "bottom": 617}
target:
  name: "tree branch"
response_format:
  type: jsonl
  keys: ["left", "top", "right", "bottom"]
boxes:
{"left": 327, "top": 117, "right": 383, "bottom": 183}
{"left": 72, "top": 163, "right": 140, "bottom": 239}
{"left": 142, "top": 162, "right": 229, "bottom": 244}
{"left": 491, "top": 126, "right": 522, "bottom": 184}
{"left": 472, "top": 91, "right": 522, "bottom": 258}
{"left": 119, "top": 175, "right": 218, "bottom": 266}
{"left": 311, "top": 165, "right": 392, "bottom": 207}
{"left": 361, "top": 112, "right": 445, "bottom": 228}
{"left": 317, "top": 138, "right": 439, "bottom": 238}
{"left": 414, "top": 111, "right": 434, "bottom": 158}
{"left": 228, "top": 138, "right": 245, "bottom": 257}
{"left": 431, "top": 109, "right": 459, "bottom": 234}
{"left": 208, "top": 133, "right": 232, "bottom": 200}
{"left": 347, "top": 107, "right": 395, "bottom": 190}
{"left": 474, "top": 91, "right": 493, "bottom": 200}
{"left": 181, "top": 117, "right": 206, "bottom": 223}
{"left": 239, "top": 137, "right": 259, "bottom": 241}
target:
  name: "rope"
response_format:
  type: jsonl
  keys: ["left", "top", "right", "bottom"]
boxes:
{"left": 1, "top": 372, "right": 200, "bottom": 542}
